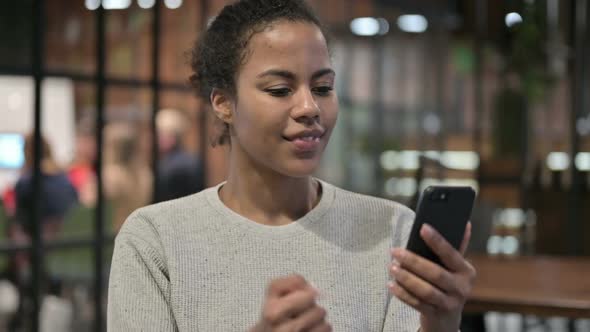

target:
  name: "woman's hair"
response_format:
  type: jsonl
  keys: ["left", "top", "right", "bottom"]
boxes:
{"left": 189, "top": 0, "right": 328, "bottom": 146}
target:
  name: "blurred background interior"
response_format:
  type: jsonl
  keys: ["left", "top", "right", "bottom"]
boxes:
{"left": 0, "top": 0, "right": 589, "bottom": 331}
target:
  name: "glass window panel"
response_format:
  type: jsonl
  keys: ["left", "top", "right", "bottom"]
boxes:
{"left": 45, "top": 0, "right": 96, "bottom": 74}
{"left": 0, "top": 1, "right": 33, "bottom": 69}
{"left": 160, "top": 1, "right": 202, "bottom": 83}
{"left": 104, "top": 86, "right": 153, "bottom": 233}
{"left": 106, "top": 6, "right": 153, "bottom": 80}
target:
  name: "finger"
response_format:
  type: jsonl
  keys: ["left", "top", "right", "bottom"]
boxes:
{"left": 387, "top": 280, "right": 434, "bottom": 315}
{"left": 420, "top": 223, "right": 469, "bottom": 272}
{"left": 389, "top": 263, "right": 451, "bottom": 310}
{"left": 290, "top": 306, "right": 327, "bottom": 331}
{"left": 391, "top": 248, "right": 458, "bottom": 294}
{"left": 459, "top": 222, "right": 472, "bottom": 255}
{"left": 267, "top": 274, "right": 309, "bottom": 297}
{"left": 265, "top": 288, "right": 317, "bottom": 324}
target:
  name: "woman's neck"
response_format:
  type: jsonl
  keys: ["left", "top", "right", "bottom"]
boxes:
{"left": 219, "top": 161, "right": 320, "bottom": 226}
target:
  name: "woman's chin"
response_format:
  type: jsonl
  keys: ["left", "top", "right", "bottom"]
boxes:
{"left": 280, "top": 159, "right": 321, "bottom": 178}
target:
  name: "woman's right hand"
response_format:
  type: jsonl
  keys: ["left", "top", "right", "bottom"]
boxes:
{"left": 250, "top": 274, "right": 332, "bottom": 332}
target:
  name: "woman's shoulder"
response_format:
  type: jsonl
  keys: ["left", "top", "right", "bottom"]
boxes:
{"left": 116, "top": 185, "right": 220, "bottom": 242}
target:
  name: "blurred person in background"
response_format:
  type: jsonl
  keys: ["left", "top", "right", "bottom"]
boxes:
{"left": 67, "top": 119, "right": 97, "bottom": 207}
{"left": 13, "top": 134, "right": 78, "bottom": 245}
{"left": 103, "top": 122, "right": 153, "bottom": 233}
{"left": 155, "top": 108, "right": 204, "bottom": 202}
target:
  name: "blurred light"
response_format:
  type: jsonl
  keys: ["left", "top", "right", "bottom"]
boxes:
{"left": 381, "top": 150, "right": 480, "bottom": 171}
{"left": 575, "top": 152, "right": 590, "bottom": 171}
{"left": 102, "top": 0, "right": 131, "bottom": 9}
{"left": 0, "top": 134, "right": 25, "bottom": 169}
{"left": 379, "top": 150, "right": 420, "bottom": 170}
{"left": 350, "top": 17, "right": 380, "bottom": 36}
{"left": 487, "top": 235, "right": 503, "bottom": 255}
{"left": 505, "top": 12, "right": 523, "bottom": 27}
{"left": 546, "top": 152, "right": 570, "bottom": 171}
{"left": 576, "top": 117, "right": 590, "bottom": 136}
{"left": 385, "top": 177, "right": 417, "bottom": 197}
{"left": 440, "top": 151, "right": 480, "bottom": 170}
{"left": 423, "top": 150, "right": 441, "bottom": 160}
{"left": 164, "top": 0, "right": 183, "bottom": 9}
{"left": 137, "top": 0, "right": 155, "bottom": 9}
{"left": 380, "top": 150, "right": 398, "bottom": 171}
{"left": 377, "top": 18, "right": 390, "bottom": 35}
{"left": 499, "top": 208, "right": 526, "bottom": 228}
{"left": 397, "top": 14, "right": 428, "bottom": 33}
{"left": 0, "top": 280, "right": 18, "bottom": 316}
{"left": 423, "top": 113, "right": 441, "bottom": 134}
{"left": 85, "top": 0, "right": 100, "bottom": 10}
{"left": 501, "top": 236, "right": 519, "bottom": 255}
{"left": 399, "top": 150, "right": 420, "bottom": 170}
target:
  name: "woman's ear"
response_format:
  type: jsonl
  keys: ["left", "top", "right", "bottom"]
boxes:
{"left": 210, "top": 88, "right": 234, "bottom": 124}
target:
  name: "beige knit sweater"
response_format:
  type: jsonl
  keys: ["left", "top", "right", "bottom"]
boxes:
{"left": 107, "top": 180, "right": 420, "bottom": 331}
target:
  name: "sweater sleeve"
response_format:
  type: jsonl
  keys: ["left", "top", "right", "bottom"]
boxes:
{"left": 382, "top": 204, "right": 421, "bottom": 332}
{"left": 107, "top": 212, "right": 178, "bottom": 331}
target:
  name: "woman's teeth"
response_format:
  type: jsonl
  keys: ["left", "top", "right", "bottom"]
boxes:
{"left": 300, "top": 136, "right": 320, "bottom": 142}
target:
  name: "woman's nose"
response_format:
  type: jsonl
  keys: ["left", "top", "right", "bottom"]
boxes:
{"left": 291, "top": 89, "right": 320, "bottom": 122}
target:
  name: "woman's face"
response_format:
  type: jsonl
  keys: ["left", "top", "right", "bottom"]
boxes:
{"left": 223, "top": 21, "right": 338, "bottom": 178}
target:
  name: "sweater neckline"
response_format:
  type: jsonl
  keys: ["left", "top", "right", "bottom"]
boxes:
{"left": 205, "top": 178, "right": 335, "bottom": 237}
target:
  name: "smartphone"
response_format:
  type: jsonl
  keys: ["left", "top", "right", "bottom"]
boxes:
{"left": 405, "top": 186, "right": 476, "bottom": 268}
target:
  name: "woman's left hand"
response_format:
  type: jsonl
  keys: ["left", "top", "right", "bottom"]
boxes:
{"left": 388, "top": 222, "right": 476, "bottom": 332}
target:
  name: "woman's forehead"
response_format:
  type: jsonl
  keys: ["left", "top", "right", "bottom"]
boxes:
{"left": 242, "top": 21, "right": 331, "bottom": 75}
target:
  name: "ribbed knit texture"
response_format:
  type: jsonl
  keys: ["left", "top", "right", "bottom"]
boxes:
{"left": 107, "top": 180, "right": 420, "bottom": 331}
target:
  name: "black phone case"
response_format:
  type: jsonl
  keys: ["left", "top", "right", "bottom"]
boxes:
{"left": 405, "top": 186, "right": 476, "bottom": 268}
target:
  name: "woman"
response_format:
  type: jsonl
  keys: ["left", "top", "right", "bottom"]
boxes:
{"left": 107, "top": 0, "right": 475, "bottom": 331}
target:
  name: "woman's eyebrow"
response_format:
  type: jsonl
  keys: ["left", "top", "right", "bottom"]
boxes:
{"left": 311, "top": 68, "right": 335, "bottom": 80}
{"left": 256, "top": 68, "right": 335, "bottom": 81}
{"left": 257, "top": 69, "right": 296, "bottom": 80}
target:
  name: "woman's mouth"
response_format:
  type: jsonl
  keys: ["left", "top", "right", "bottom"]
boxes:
{"left": 283, "top": 128, "right": 325, "bottom": 152}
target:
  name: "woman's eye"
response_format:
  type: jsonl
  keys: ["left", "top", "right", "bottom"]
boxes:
{"left": 265, "top": 88, "right": 291, "bottom": 97}
{"left": 313, "top": 86, "right": 333, "bottom": 96}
